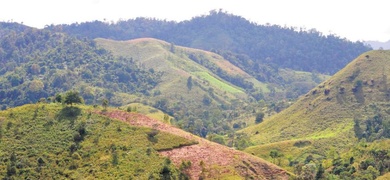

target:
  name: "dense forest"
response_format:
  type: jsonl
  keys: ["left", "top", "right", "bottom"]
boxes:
{"left": 47, "top": 10, "right": 372, "bottom": 75}
{"left": 0, "top": 25, "right": 161, "bottom": 109}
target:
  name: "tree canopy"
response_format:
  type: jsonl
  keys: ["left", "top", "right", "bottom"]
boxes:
{"left": 64, "top": 91, "right": 83, "bottom": 106}
{"left": 47, "top": 10, "right": 371, "bottom": 75}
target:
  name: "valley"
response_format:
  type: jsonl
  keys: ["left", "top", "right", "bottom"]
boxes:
{"left": 1, "top": 11, "right": 389, "bottom": 179}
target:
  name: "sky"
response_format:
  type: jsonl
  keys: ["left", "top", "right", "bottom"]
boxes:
{"left": 1, "top": 0, "right": 389, "bottom": 42}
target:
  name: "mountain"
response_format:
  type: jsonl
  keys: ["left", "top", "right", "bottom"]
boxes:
{"left": 240, "top": 50, "right": 390, "bottom": 178}
{"left": 0, "top": 103, "right": 290, "bottom": 179}
{"left": 0, "top": 25, "right": 329, "bottom": 142}
{"left": 47, "top": 10, "right": 372, "bottom": 75}
{"left": 366, "top": 40, "right": 390, "bottom": 50}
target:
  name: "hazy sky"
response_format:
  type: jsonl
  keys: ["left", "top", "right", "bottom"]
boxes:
{"left": 1, "top": 0, "right": 389, "bottom": 42}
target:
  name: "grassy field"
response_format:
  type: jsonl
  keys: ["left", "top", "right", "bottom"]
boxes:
{"left": 120, "top": 102, "right": 173, "bottom": 123}
{"left": 0, "top": 102, "right": 292, "bottom": 179}
{"left": 0, "top": 103, "right": 195, "bottom": 179}
{"left": 241, "top": 50, "right": 390, "bottom": 175}
{"left": 193, "top": 71, "right": 244, "bottom": 94}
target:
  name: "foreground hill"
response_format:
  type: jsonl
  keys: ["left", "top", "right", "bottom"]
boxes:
{"left": 100, "top": 109, "right": 290, "bottom": 179}
{"left": 0, "top": 103, "right": 290, "bottom": 179}
{"left": 47, "top": 10, "right": 371, "bottom": 75}
{"left": 241, "top": 50, "right": 390, "bottom": 178}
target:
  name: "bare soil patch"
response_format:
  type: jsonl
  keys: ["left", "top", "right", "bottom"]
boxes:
{"left": 98, "top": 110, "right": 289, "bottom": 179}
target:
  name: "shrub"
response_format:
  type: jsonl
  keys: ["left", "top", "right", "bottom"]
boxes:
{"left": 255, "top": 112, "right": 265, "bottom": 124}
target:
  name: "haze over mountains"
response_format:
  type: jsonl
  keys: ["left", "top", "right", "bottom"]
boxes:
{"left": 366, "top": 40, "right": 390, "bottom": 50}
{"left": 1, "top": 10, "right": 389, "bottom": 179}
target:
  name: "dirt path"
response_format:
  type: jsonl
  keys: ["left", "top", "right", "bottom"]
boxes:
{"left": 98, "top": 110, "right": 290, "bottom": 179}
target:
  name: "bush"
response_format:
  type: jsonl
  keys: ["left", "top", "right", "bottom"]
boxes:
{"left": 255, "top": 112, "right": 265, "bottom": 124}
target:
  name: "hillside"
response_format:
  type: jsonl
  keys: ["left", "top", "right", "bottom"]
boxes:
{"left": 0, "top": 103, "right": 290, "bottom": 179}
{"left": 0, "top": 25, "right": 329, "bottom": 142}
{"left": 0, "top": 103, "right": 195, "bottom": 179}
{"left": 240, "top": 50, "right": 390, "bottom": 178}
{"left": 95, "top": 37, "right": 264, "bottom": 137}
{"left": 0, "top": 27, "right": 161, "bottom": 109}
{"left": 95, "top": 38, "right": 330, "bottom": 137}
{"left": 47, "top": 10, "right": 371, "bottom": 75}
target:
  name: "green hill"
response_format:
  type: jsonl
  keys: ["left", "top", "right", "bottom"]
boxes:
{"left": 240, "top": 50, "right": 390, "bottom": 178}
{"left": 0, "top": 102, "right": 290, "bottom": 179}
{"left": 0, "top": 103, "right": 195, "bottom": 179}
{"left": 0, "top": 28, "right": 161, "bottom": 109}
{"left": 95, "top": 37, "right": 265, "bottom": 137}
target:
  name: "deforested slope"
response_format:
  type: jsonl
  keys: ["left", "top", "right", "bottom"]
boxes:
{"left": 0, "top": 103, "right": 291, "bottom": 179}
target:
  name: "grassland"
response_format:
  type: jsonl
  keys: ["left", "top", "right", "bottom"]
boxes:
{"left": 94, "top": 38, "right": 265, "bottom": 136}
{"left": 120, "top": 102, "right": 172, "bottom": 122}
{"left": 193, "top": 71, "right": 243, "bottom": 94}
{"left": 0, "top": 102, "right": 292, "bottom": 179}
{"left": 0, "top": 103, "right": 194, "bottom": 179}
{"left": 241, "top": 50, "right": 390, "bottom": 174}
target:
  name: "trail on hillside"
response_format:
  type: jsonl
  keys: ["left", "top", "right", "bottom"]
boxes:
{"left": 97, "top": 110, "right": 289, "bottom": 179}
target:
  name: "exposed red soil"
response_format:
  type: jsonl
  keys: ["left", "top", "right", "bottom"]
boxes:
{"left": 97, "top": 110, "right": 290, "bottom": 179}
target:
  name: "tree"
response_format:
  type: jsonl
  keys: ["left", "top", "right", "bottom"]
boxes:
{"left": 301, "top": 163, "right": 317, "bottom": 180}
{"left": 102, "top": 99, "right": 109, "bottom": 110}
{"left": 0, "top": 122, "right": 3, "bottom": 140}
{"left": 316, "top": 163, "right": 324, "bottom": 180}
{"left": 270, "top": 149, "right": 282, "bottom": 164}
{"left": 163, "top": 114, "right": 170, "bottom": 124}
{"left": 55, "top": 93, "right": 62, "bottom": 103}
{"left": 187, "top": 76, "right": 193, "bottom": 91}
{"left": 354, "top": 119, "right": 363, "bottom": 139}
{"left": 255, "top": 112, "right": 265, "bottom": 124}
{"left": 28, "top": 79, "right": 44, "bottom": 92}
{"left": 64, "top": 91, "right": 83, "bottom": 106}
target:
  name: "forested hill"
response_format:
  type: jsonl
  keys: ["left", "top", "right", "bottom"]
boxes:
{"left": 0, "top": 25, "right": 161, "bottom": 109}
{"left": 47, "top": 10, "right": 372, "bottom": 74}
{"left": 0, "top": 22, "right": 31, "bottom": 36}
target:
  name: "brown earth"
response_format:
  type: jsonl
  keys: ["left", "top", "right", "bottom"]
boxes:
{"left": 97, "top": 110, "right": 290, "bottom": 179}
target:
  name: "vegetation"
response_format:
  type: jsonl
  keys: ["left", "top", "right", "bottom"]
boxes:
{"left": 0, "top": 11, "right": 385, "bottom": 179}
{"left": 255, "top": 112, "right": 265, "bottom": 124}
{"left": 0, "top": 22, "right": 330, "bottom": 139}
{"left": 0, "top": 27, "right": 161, "bottom": 109}
{"left": 47, "top": 10, "right": 371, "bottom": 75}
{"left": 0, "top": 103, "right": 197, "bottom": 179}
{"left": 64, "top": 91, "right": 84, "bottom": 106}
{"left": 95, "top": 38, "right": 263, "bottom": 138}
{"left": 242, "top": 50, "right": 390, "bottom": 178}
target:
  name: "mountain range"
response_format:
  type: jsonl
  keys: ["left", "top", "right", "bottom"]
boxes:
{"left": 1, "top": 10, "right": 389, "bottom": 179}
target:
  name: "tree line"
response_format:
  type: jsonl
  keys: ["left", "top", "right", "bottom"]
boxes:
{"left": 46, "top": 10, "right": 372, "bottom": 75}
